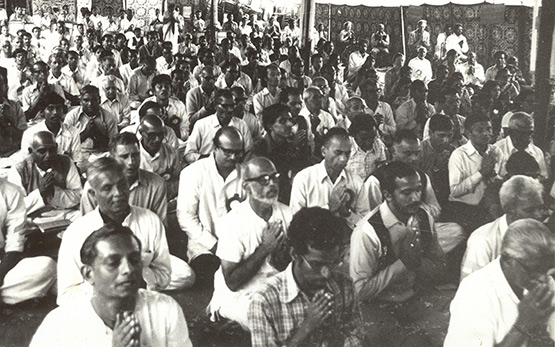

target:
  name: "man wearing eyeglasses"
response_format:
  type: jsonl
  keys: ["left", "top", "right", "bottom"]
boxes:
{"left": 186, "top": 65, "right": 217, "bottom": 130}
{"left": 249, "top": 207, "right": 365, "bottom": 346}
{"left": 445, "top": 219, "right": 555, "bottom": 346}
{"left": 494, "top": 112, "right": 547, "bottom": 179}
{"left": 177, "top": 126, "right": 246, "bottom": 288}
{"left": 207, "top": 156, "right": 291, "bottom": 328}
{"left": 460, "top": 175, "right": 548, "bottom": 282}
{"left": 185, "top": 89, "right": 252, "bottom": 164}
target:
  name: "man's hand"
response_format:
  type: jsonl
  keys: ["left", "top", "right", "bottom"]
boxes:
{"left": 374, "top": 113, "right": 384, "bottom": 125}
{"left": 329, "top": 184, "right": 349, "bottom": 214}
{"left": 398, "top": 224, "right": 423, "bottom": 270}
{"left": 292, "top": 129, "right": 308, "bottom": 147}
{"left": 479, "top": 151, "right": 497, "bottom": 179}
{"left": 260, "top": 221, "right": 284, "bottom": 254}
{"left": 303, "top": 290, "right": 334, "bottom": 332}
{"left": 38, "top": 170, "right": 55, "bottom": 201}
{"left": 112, "top": 312, "right": 141, "bottom": 347}
{"left": 515, "top": 282, "right": 555, "bottom": 333}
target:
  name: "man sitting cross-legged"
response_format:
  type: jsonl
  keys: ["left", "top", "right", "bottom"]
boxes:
{"left": 207, "top": 156, "right": 292, "bottom": 329}
{"left": 57, "top": 157, "right": 193, "bottom": 306}
{"left": 249, "top": 207, "right": 366, "bottom": 346}
{"left": 31, "top": 224, "right": 193, "bottom": 347}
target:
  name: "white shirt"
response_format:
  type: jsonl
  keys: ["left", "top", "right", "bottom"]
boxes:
{"left": 253, "top": 87, "right": 281, "bottom": 118}
{"left": 298, "top": 107, "right": 336, "bottom": 146}
{"left": 460, "top": 215, "right": 508, "bottom": 281}
{"left": 408, "top": 57, "right": 433, "bottom": 84}
{"left": 494, "top": 136, "right": 547, "bottom": 178}
{"left": 366, "top": 101, "right": 396, "bottom": 136}
{"left": 0, "top": 178, "right": 26, "bottom": 253}
{"left": 448, "top": 142, "right": 502, "bottom": 206}
{"left": 209, "top": 200, "right": 292, "bottom": 316}
{"left": 444, "top": 258, "right": 555, "bottom": 346}
{"left": 290, "top": 161, "right": 369, "bottom": 229}
{"left": 444, "top": 33, "right": 469, "bottom": 56}
{"left": 184, "top": 114, "right": 252, "bottom": 163}
{"left": 141, "top": 96, "right": 189, "bottom": 141}
{"left": 57, "top": 206, "right": 172, "bottom": 306}
{"left": 176, "top": 155, "right": 245, "bottom": 261}
{"left": 31, "top": 289, "right": 192, "bottom": 347}
{"left": 348, "top": 51, "right": 369, "bottom": 77}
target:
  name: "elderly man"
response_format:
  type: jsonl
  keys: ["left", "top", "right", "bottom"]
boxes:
{"left": 494, "top": 112, "right": 547, "bottom": 179}
{"left": 57, "top": 157, "right": 186, "bottom": 305}
{"left": 8, "top": 131, "right": 81, "bottom": 217}
{"left": 20, "top": 91, "right": 82, "bottom": 168}
{"left": 408, "top": 46, "right": 433, "bottom": 84}
{"left": 249, "top": 207, "right": 366, "bottom": 346}
{"left": 460, "top": 175, "right": 548, "bottom": 281}
{"left": 64, "top": 85, "right": 119, "bottom": 157}
{"left": 177, "top": 127, "right": 246, "bottom": 288}
{"left": 208, "top": 156, "right": 292, "bottom": 328}
{"left": 351, "top": 161, "right": 448, "bottom": 300}
{"left": 121, "top": 101, "right": 179, "bottom": 149}
{"left": 185, "top": 89, "right": 252, "bottom": 164}
{"left": 80, "top": 132, "right": 167, "bottom": 223}
{"left": 408, "top": 19, "right": 431, "bottom": 55}
{"left": 290, "top": 127, "right": 369, "bottom": 229}
{"left": 128, "top": 56, "right": 157, "bottom": 109}
{"left": 445, "top": 219, "right": 555, "bottom": 346}
{"left": 185, "top": 65, "right": 217, "bottom": 129}
{"left": 0, "top": 177, "right": 56, "bottom": 305}
{"left": 142, "top": 74, "right": 188, "bottom": 141}
{"left": 32, "top": 225, "right": 193, "bottom": 347}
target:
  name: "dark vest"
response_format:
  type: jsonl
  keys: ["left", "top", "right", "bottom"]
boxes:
{"left": 367, "top": 207, "right": 433, "bottom": 272}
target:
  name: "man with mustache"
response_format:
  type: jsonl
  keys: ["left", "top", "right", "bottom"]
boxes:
{"left": 207, "top": 156, "right": 291, "bottom": 328}
{"left": 31, "top": 224, "right": 192, "bottom": 346}
{"left": 8, "top": 131, "right": 82, "bottom": 217}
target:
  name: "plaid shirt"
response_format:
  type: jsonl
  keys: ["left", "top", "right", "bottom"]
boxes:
{"left": 248, "top": 263, "right": 365, "bottom": 347}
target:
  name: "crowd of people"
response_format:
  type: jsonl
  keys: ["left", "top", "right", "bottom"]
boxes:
{"left": 0, "top": 4, "right": 553, "bottom": 346}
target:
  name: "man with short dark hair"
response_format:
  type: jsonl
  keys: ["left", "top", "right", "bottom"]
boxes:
{"left": 32, "top": 224, "right": 193, "bottom": 346}
{"left": 0, "top": 71, "right": 27, "bottom": 157}
{"left": 395, "top": 80, "right": 435, "bottom": 138}
{"left": 186, "top": 65, "right": 217, "bottom": 128}
{"left": 253, "top": 64, "right": 281, "bottom": 118}
{"left": 8, "top": 131, "right": 82, "bottom": 217}
{"left": 208, "top": 156, "right": 292, "bottom": 328}
{"left": 177, "top": 127, "right": 246, "bottom": 287}
{"left": 423, "top": 87, "right": 466, "bottom": 146}
{"left": 347, "top": 114, "right": 387, "bottom": 181}
{"left": 185, "top": 89, "right": 252, "bottom": 163}
{"left": 21, "top": 61, "right": 66, "bottom": 120}
{"left": 249, "top": 207, "right": 365, "bottom": 346}
{"left": 57, "top": 157, "right": 176, "bottom": 305}
{"left": 290, "top": 127, "right": 369, "bottom": 229}
{"left": 128, "top": 56, "right": 157, "bottom": 108}
{"left": 347, "top": 39, "right": 369, "bottom": 80}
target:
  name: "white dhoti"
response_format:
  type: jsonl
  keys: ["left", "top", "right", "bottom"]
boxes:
{"left": 1, "top": 256, "right": 56, "bottom": 304}
{"left": 166, "top": 255, "right": 196, "bottom": 290}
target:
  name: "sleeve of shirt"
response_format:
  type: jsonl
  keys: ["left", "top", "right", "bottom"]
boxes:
{"left": 151, "top": 178, "right": 168, "bottom": 224}
{"left": 349, "top": 223, "right": 409, "bottom": 302}
{"left": 379, "top": 103, "right": 396, "bottom": 135}
{"left": 128, "top": 74, "right": 140, "bottom": 101}
{"left": 49, "top": 162, "right": 82, "bottom": 210}
{"left": 7, "top": 167, "right": 45, "bottom": 215}
{"left": 395, "top": 104, "right": 415, "bottom": 131}
{"left": 177, "top": 101, "right": 189, "bottom": 141}
{"left": 252, "top": 92, "right": 264, "bottom": 118}
{"left": 364, "top": 176, "right": 383, "bottom": 211}
{"left": 175, "top": 166, "right": 218, "bottom": 249}
{"left": 183, "top": 122, "right": 202, "bottom": 163}
{"left": 67, "top": 128, "right": 84, "bottom": 169}
{"left": 185, "top": 89, "right": 208, "bottom": 125}
{"left": 56, "top": 222, "right": 89, "bottom": 305}
{"left": 2, "top": 181, "right": 26, "bottom": 253}
{"left": 166, "top": 296, "right": 193, "bottom": 347}
{"left": 20, "top": 87, "right": 33, "bottom": 112}
{"left": 12, "top": 102, "right": 27, "bottom": 130}
{"left": 248, "top": 292, "right": 280, "bottom": 347}
{"left": 349, "top": 176, "right": 369, "bottom": 228}
{"left": 79, "top": 183, "right": 96, "bottom": 216}
{"left": 448, "top": 150, "right": 483, "bottom": 199}
{"left": 289, "top": 171, "right": 309, "bottom": 216}
{"left": 422, "top": 173, "right": 441, "bottom": 219}
{"left": 142, "top": 216, "right": 172, "bottom": 290}
{"left": 459, "top": 233, "right": 492, "bottom": 281}
{"left": 215, "top": 215, "right": 245, "bottom": 263}
{"left": 241, "top": 122, "right": 254, "bottom": 153}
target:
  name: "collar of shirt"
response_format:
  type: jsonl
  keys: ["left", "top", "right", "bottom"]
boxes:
{"left": 505, "top": 136, "right": 534, "bottom": 155}
{"left": 98, "top": 206, "right": 131, "bottom": 225}
{"left": 379, "top": 202, "right": 405, "bottom": 229}
{"left": 462, "top": 141, "right": 493, "bottom": 157}
{"left": 140, "top": 142, "right": 162, "bottom": 161}
{"left": 129, "top": 170, "right": 149, "bottom": 192}
{"left": 79, "top": 107, "right": 102, "bottom": 121}
{"left": 499, "top": 214, "right": 508, "bottom": 233}
{"left": 316, "top": 160, "right": 347, "bottom": 185}
{"left": 102, "top": 95, "right": 122, "bottom": 105}
{"left": 280, "top": 262, "right": 305, "bottom": 304}
{"left": 208, "top": 153, "right": 240, "bottom": 183}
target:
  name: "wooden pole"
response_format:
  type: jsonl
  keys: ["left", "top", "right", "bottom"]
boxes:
{"left": 534, "top": 0, "right": 555, "bottom": 151}
{"left": 300, "top": 0, "right": 315, "bottom": 72}
{"left": 400, "top": 6, "right": 406, "bottom": 58}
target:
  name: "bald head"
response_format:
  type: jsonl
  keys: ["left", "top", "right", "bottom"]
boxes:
{"left": 509, "top": 112, "right": 533, "bottom": 129}
{"left": 303, "top": 86, "right": 322, "bottom": 101}
{"left": 140, "top": 114, "right": 164, "bottom": 129}
{"left": 242, "top": 156, "right": 276, "bottom": 180}
{"left": 214, "top": 126, "right": 243, "bottom": 149}
{"left": 32, "top": 131, "right": 56, "bottom": 148}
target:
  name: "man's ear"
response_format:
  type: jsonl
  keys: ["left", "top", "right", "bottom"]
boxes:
{"left": 81, "top": 264, "right": 94, "bottom": 285}
{"left": 382, "top": 189, "right": 393, "bottom": 202}
{"left": 320, "top": 144, "right": 327, "bottom": 158}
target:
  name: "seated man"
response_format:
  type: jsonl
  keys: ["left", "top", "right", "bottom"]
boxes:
{"left": 177, "top": 127, "right": 245, "bottom": 287}
{"left": 21, "top": 61, "right": 66, "bottom": 120}
{"left": 57, "top": 157, "right": 192, "bottom": 305}
{"left": 186, "top": 65, "right": 217, "bottom": 129}
{"left": 448, "top": 114, "right": 503, "bottom": 232}
{"left": 80, "top": 132, "right": 168, "bottom": 224}
{"left": 231, "top": 86, "right": 262, "bottom": 143}
{"left": 445, "top": 219, "right": 555, "bottom": 346}
{"left": 0, "top": 177, "right": 56, "bottom": 305}
{"left": 253, "top": 64, "right": 282, "bottom": 118}
{"left": 128, "top": 56, "right": 157, "bottom": 109}
{"left": 290, "top": 127, "right": 369, "bottom": 229}
{"left": 346, "top": 114, "right": 387, "bottom": 182}
{"left": 20, "top": 91, "right": 82, "bottom": 169}
{"left": 121, "top": 101, "right": 179, "bottom": 149}
{"left": 423, "top": 87, "right": 467, "bottom": 147}
{"left": 31, "top": 224, "right": 193, "bottom": 347}
{"left": 64, "top": 85, "right": 119, "bottom": 160}
{"left": 8, "top": 131, "right": 81, "bottom": 217}
{"left": 185, "top": 89, "right": 252, "bottom": 164}
{"left": 208, "top": 156, "right": 292, "bottom": 328}
{"left": 460, "top": 175, "right": 548, "bottom": 281}
{"left": 299, "top": 87, "right": 335, "bottom": 154}
{"left": 249, "top": 207, "right": 365, "bottom": 346}
{"left": 394, "top": 80, "right": 435, "bottom": 138}
{"left": 253, "top": 103, "right": 311, "bottom": 204}
{"left": 0, "top": 70, "right": 27, "bottom": 157}
{"left": 350, "top": 161, "right": 447, "bottom": 302}
{"left": 494, "top": 111, "right": 547, "bottom": 179}
{"left": 141, "top": 74, "right": 188, "bottom": 141}
{"left": 138, "top": 114, "right": 180, "bottom": 198}
{"left": 99, "top": 77, "right": 131, "bottom": 130}
{"left": 48, "top": 53, "right": 80, "bottom": 106}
